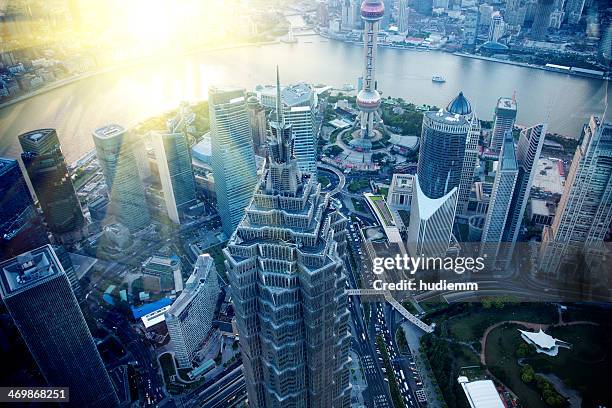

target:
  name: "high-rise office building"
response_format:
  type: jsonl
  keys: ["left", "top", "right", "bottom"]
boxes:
{"left": 224, "top": 74, "right": 351, "bottom": 407}
{"left": 209, "top": 87, "right": 258, "bottom": 237}
{"left": 540, "top": 117, "right": 612, "bottom": 275}
{"left": 152, "top": 130, "right": 197, "bottom": 224}
{"left": 0, "top": 245, "right": 120, "bottom": 407}
{"left": 407, "top": 176, "right": 458, "bottom": 257}
{"left": 19, "top": 129, "right": 85, "bottom": 240}
{"left": 247, "top": 95, "right": 268, "bottom": 156}
{"left": 565, "top": 0, "right": 585, "bottom": 24}
{"left": 549, "top": 8, "right": 564, "bottom": 29}
{"left": 387, "top": 173, "right": 414, "bottom": 210}
{"left": 93, "top": 124, "right": 151, "bottom": 232}
{"left": 530, "top": 0, "right": 554, "bottom": 40}
{"left": 480, "top": 134, "right": 519, "bottom": 262}
{"left": 282, "top": 83, "right": 318, "bottom": 175}
{"left": 398, "top": 0, "right": 410, "bottom": 32}
{"left": 341, "top": 0, "right": 352, "bottom": 29}
{"left": 488, "top": 12, "right": 505, "bottom": 42}
{"left": 490, "top": 97, "right": 518, "bottom": 153}
{"left": 165, "top": 254, "right": 220, "bottom": 368}
{"left": 506, "top": 0, "right": 527, "bottom": 26}
{"left": 500, "top": 123, "right": 547, "bottom": 259}
{"left": 0, "top": 158, "right": 49, "bottom": 261}
{"left": 355, "top": 0, "right": 385, "bottom": 151}
{"left": 412, "top": 0, "right": 433, "bottom": 15}
{"left": 463, "top": 7, "right": 480, "bottom": 46}
{"left": 479, "top": 4, "right": 494, "bottom": 26}
{"left": 417, "top": 92, "right": 475, "bottom": 208}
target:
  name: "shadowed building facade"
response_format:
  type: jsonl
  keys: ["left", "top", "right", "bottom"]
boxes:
{"left": 0, "top": 158, "right": 49, "bottom": 261}
{"left": 19, "top": 129, "right": 85, "bottom": 241}
{"left": 0, "top": 245, "right": 119, "bottom": 407}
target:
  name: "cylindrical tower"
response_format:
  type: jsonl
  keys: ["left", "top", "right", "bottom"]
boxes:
{"left": 355, "top": 0, "right": 384, "bottom": 150}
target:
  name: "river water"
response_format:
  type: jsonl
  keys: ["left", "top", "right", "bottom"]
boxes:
{"left": 0, "top": 35, "right": 608, "bottom": 163}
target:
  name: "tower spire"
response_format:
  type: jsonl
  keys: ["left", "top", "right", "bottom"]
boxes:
{"left": 276, "top": 65, "right": 283, "bottom": 125}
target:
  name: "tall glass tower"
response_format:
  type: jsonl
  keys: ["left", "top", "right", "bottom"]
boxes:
{"left": 209, "top": 86, "right": 258, "bottom": 237}
{"left": 417, "top": 92, "right": 473, "bottom": 200}
{"left": 480, "top": 133, "right": 518, "bottom": 263}
{"left": 152, "top": 130, "right": 197, "bottom": 224}
{"left": 0, "top": 158, "right": 49, "bottom": 261}
{"left": 540, "top": 117, "right": 612, "bottom": 275}
{"left": 0, "top": 245, "right": 119, "bottom": 407}
{"left": 93, "top": 124, "right": 151, "bottom": 232}
{"left": 19, "top": 129, "right": 85, "bottom": 240}
{"left": 224, "top": 69, "right": 351, "bottom": 408}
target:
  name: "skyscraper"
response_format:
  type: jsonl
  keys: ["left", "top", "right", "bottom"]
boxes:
{"left": 0, "top": 158, "right": 49, "bottom": 261}
{"left": 530, "top": 0, "right": 554, "bottom": 40}
{"left": 0, "top": 245, "right": 119, "bottom": 407}
{"left": 19, "top": 129, "right": 85, "bottom": 240}
{"left": 480, "top": 133, "right": 518, "bottom": 262}
{"left": 488, "top": 12, "right": 505, "bottom": 42}
{"left": 407, "top": 176, "right": 458, "bottom": 257}
{"left": 490, "top": 97, "right": 518, "bottom": 153}
{"left": 463, "top": 7, "right": 480, "bottom": 47}
{"left": 224, "top": 71, "right": 351, "bottom": 407}
{"left": 152, "top": 130, "right": 197, "bottom": 224}
{"left": 341, "top": 0, "right": 352, "bottom": 29}
{"left": 165, "top": 254, "right": 220, "bottom": 368}
{"left": 540, "top": 117, "right": 612, "bottom": 275}
{"left": 93, "top": 124, "right": 151, "bottom": 232}
{"left": 209, "top": 87, "right": 258, "bottom": 237}
{"left": 565, "top": 0, "right": 585, "bottom": 24}
{"left": 501, "top": 123, "right": 547, "bottom": 259}
{"left": 417, "top": 92, "right": 474, "bottom": 203}
{"left": 281, "top": 83, "right": 318, "bottom": 175}
{"left": 398, "top": 0, "right": 410, "bottom": 32}
{"left": 247, "top": 95, "right": 268, "bottom": 156}
{"left": 354, "top": 0, "right": 385, "bottom": 151}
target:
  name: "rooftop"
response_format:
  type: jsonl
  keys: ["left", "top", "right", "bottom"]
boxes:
{"left": 497, "top": 97, "right": 517, "bottom": 111}
{"left": 0, "top": 157, "right": 17, "bottom": 174}
{"left": 446, "top": 91, "right": 472, "bottom": 116}
{"left": 18, "top": 128, "right": 56, "bottom": 143}
{"left": 0, "top": 245, "right": 62, "bottom": 298}
{"left": 457, "top": 377, "right": 504, "bottom": 408}
{"left": 93, "top": 124, "right": 125, "bottom": 139}
{"left": 166, "top": 254, "right": 215, "bottom": 318}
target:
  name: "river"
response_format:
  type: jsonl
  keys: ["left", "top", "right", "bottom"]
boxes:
{"left": 0, "top": 35, "right": 609, "bottom": 163}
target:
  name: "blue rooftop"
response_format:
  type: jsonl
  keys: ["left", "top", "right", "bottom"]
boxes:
{"left": 446, "top": 91, "right": 472, "bottom": 116}
{"left": 131, "top": 297, "right": 173, "bottom": 319}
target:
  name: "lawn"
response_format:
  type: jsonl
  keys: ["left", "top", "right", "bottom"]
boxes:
{"left": 348, "top": 179, "right": 370, "bottom": 193}
{"left": 351, "top": 197, "right": 367, "bottom": 213}
{"left": 485, "top": 323, "right": 548, "bottom": 408}
{"left": 443, "top": 303, "right": 558, "bottom": 343}
{"left": 317, "top": 175, "right": 331, "bottom": 188}
{"left": 524, "top": 324, "right": 612, "bottom": 407}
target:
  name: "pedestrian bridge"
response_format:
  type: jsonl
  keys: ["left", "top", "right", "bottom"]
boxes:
{"left": 347, "top": 289, "right": 434, "bottom": 333}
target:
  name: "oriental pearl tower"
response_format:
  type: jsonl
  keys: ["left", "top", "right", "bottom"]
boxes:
{"left": 353, "top": 0, "right": 384, "bottom": 151}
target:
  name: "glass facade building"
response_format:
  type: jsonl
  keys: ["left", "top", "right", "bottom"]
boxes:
{"left": 0, "top": 245, "right": 119, "bottom": 407}
{"left": 209, "top": 87, "right": 258, "bottom": 237}
{"left": 18, "top": 129, "right": 85, "bottom": 238}
{"left": 93, "top": 124, "right": 151, "bottom": 232}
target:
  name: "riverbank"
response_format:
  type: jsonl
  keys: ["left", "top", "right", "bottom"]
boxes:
{"left": 0, "top": 40, "right": 278, "bottom": 111}
{"left": 319, "top": 31, "right": 608, "bottom": 81}
{"left": 453, "top": 52, "right": 609, "bottom": 80}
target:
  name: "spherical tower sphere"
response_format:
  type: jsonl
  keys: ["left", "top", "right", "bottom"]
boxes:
{"left": 361, "top": 0, "right": 385, "bottom": 21}
{"left": 357, "top": 89, "right": 382, "bottom": 112}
